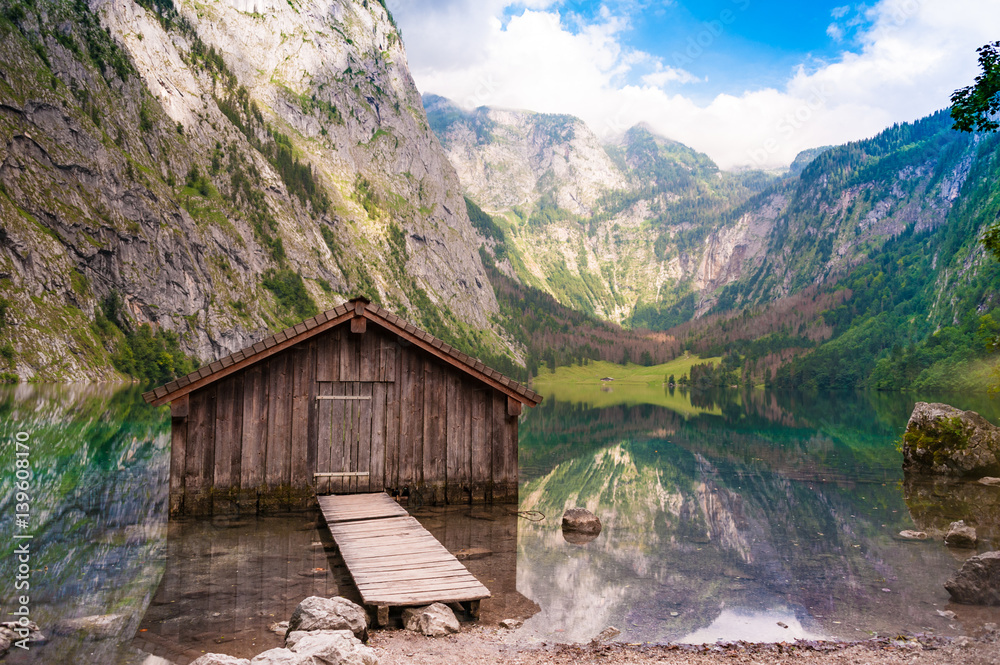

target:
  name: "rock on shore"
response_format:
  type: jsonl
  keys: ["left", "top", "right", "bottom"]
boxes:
{"left": 902, "top": 402, "right": 1000, "bottom": 477}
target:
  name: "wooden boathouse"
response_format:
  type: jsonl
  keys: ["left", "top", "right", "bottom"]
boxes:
{"left": 143, "top": 297, "right": 541, "bottom": 516}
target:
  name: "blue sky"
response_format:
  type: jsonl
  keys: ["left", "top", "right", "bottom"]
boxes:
{"left": 533, "top": 0, "right": 861, "bottom": 100}
{"left": 386, "top": 0, "right": 1000, "bottom": 168}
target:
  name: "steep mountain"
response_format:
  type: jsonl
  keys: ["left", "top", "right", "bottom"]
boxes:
{"left": 0, "top": 0, "right": 505, "bottom": 382}
{"left": 424, "top": 93, "right": 626, "bottom": 216}
{"left": 661, "top": 112, "right": 1000, "bottom": 390}
{"left": 431, "top": 94, "right": 1000, "bottom": 389}
{"left": 426, "top": 96, "right": 776, "bottom": 325}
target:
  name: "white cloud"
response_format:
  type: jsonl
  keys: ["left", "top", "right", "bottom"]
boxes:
{"left": 642, "top": 63, "right": 700, "bottom": 87}
{"left": 388, "top": 0, "right": 1000, "bottom": 169}
{"left": 826, "top": 23, "right": 845, "bottom": 41}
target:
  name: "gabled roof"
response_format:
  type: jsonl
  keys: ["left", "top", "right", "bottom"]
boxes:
{"left": 142, "top": 297, "right": 542, "bottom": 408}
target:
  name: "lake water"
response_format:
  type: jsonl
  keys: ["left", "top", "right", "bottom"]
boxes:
{"left": 1, "top": 383, "right": 999, "bottom": 663}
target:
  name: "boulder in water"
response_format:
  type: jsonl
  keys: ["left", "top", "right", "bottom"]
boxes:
{"left": 898, "top": 530, "right": 928, "bottom": 540}
{"left": 945, "top": 520, "right": 978, "bottom": 549}
{"left": 902, "top": 403, "right": 1000, "bottom": 477}
{"left": 945, "top": 551, "right": 1000, "bottom": 605}
{"left": 562, "top": 508, "right": 602, "bottom": 535}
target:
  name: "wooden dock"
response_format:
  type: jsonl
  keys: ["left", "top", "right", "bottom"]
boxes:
{"left": 318, "top": 492, "right": 490, "bottom": 625}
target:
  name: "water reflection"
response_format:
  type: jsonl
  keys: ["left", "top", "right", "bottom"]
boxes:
{"left": 516, "top": 389, "right": 1000, "bottom": 644}
{"left": 134, "top": 505, "right": 531, "bottom": 663}
{"left": 3, "top": 382, "right": 1000, "bottom": 660}
{"left": 136, "top": 515, "right": 343, "bottom": 662}
{"left": 0, "top": 384, "right": 169, "bottom": 664}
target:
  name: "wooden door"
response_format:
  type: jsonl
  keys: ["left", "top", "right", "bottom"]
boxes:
{"left": 315, "top": 382, "right": 376, "bottom": 494}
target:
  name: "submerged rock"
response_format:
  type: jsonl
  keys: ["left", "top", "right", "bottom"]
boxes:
{"left": 945, "top": 551, "right": 1000, "bottom": 605}
{"left": 980, "top": 477, "right": 1000, "bottom": 486}
{"left": 402, "top": 603, "right": 460, "bottom": 636}
{"left": 902, "top": 403, "right": 1000, "bottom": 477}
{"left": 54, "top": 613, "right": 126, "bottom": 638}
{"left": 898, "top": 530, "right": 928, "bottom": 540}
{"left": 562, "top": 508, "right": 602, "bottom": 544}
{"left": 945, "top": 520, "right": 978, "bottom": 549}
{"left": 190, "top": 655, "right": 251, "bottom": 665}
{"left": 594, "top": 626, "right": 621, "bottom": 642}
{"left": 286, "top": 596, "right": 368, "bottom": 641}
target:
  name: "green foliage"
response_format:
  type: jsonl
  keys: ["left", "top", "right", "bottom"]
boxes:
{"left": 262, "top": 269, "right": 319, "bottom": 323}
{"left": 184, "top": 164, "right": 212, "bottom": 197}
{"left": 902, "top": 416, "right": 970, "bottom": 467}
{"left": 5, "top": 0, "right": 134, "bottom": 81}
{"left": 93, "top": 292, "right": 198, "bottom": 383}
{"left": 465, "top": 196, "right": 503, "bottom": 242}
{"left": 269, "top": 131, "right": 329, "bottom": 213}
{"left": 527, "top": 192, "right": 577, "bottom": 229}
{"left": 480, "top": 249, "right": 680, "bottom": 377}
{"left": 295, "top": 89, "right": 343, "bottom": 126}
{"left": 138, "top": 103, "right": 153, "bottom": 132}
{"left": 632, "top": 292, "right": 695, "bottom": 330}
{"left": 180, "top": 32, "right": 329, "bottom": 220}
{"left": 464, "top": 196, "right": 507, "bottom": 260}
{"left": 0, "top": 343, "right": 16, "bottom": 364}
{"left": 423, "top": 94, "right": 495, "bottom": 144}
{"left": 354, "top": 175, "right": 380, "bottom": 218}
{"left": 951, "top": 41, "right": 1000, "bottom": 134}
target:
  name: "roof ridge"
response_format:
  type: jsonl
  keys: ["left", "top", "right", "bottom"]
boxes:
{"left": 142, "top": 298, "right": 541, "bottom": 406}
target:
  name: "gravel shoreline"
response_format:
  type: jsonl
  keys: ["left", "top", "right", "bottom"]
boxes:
{"left": 368, "top": 625, "right": 1000, "bottom": 665}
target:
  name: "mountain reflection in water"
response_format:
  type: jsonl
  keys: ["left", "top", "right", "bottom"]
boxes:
{"left": 515, "top": 388, "right": 1000, "bottom": 644}
{"left": 3, "top": 383, "right": 1000, "bottom": 660}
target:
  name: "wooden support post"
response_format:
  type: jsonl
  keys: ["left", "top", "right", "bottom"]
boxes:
{"left": 376, "top": 605, "right": 389, "bottom": 628}
{"left": 351, "top": 316, "right": 367, "bottom": 333}
{"left": 367, "top": 604, "right": 389, "bottom": 627}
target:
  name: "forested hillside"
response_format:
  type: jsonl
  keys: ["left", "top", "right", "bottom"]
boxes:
{"left": 665, "top": 113, "right": 1000, "bottom": 392}
{"left": 444, "top": 105, "right": 1000, "bottom": 392}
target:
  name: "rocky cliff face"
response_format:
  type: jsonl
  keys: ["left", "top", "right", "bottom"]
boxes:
{"left": 425, "top": 94, "right": 626, "bottom": 216}
{"left": 427, "top": 100, "right": 776, "bottom": 324}
{"left": 0, "top": 0, "right": 504, "bottom": 381}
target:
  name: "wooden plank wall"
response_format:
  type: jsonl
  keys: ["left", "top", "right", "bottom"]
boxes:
{"left": 169, "top": 325, "right": 521, "bottom": 515}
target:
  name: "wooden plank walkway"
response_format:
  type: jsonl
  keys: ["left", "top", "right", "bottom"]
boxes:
{"left": 317, "top": 492, "right": 490, "bottom": 625}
